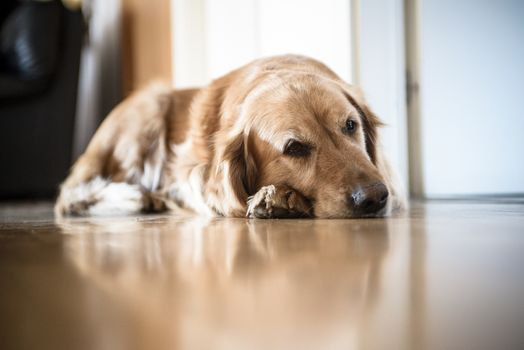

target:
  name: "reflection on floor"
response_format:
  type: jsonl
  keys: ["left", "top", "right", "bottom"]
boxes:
{"left": 0, "top": 200, "right": 523, "bottom": 350}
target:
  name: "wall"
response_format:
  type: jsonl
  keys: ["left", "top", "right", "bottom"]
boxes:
{"left": 73, "top": 0, "right": 122, "bottom": 159}
{"left": 171, "top": 0, "right": 353, "bottom": 87}
{"left": 418, "top": 0, "right": 524, "bottom": 196}
{"left": 360, "top": 0, "right": 408, "bottom": 191}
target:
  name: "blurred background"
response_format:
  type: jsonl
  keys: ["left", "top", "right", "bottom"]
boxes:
{"left": 0, "top": 0, "right": 522, "bottom": 200}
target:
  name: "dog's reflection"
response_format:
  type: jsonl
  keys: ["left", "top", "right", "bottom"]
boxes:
{"left": 57, "top": 216, "right": 391, "bottom": 350}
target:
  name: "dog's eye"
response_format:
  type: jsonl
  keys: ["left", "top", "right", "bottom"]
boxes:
{"left": 283, "top": 140, "right": 311, "bottom": 157}
{"left": 343, "top": 119, "right": 357, "bottom": 135}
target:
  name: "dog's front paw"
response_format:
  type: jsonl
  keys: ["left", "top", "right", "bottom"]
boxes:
{"left": 246, "top": 185, "right": 277, "bottom": 218}
{"left": 246, "top": 185, "right": 312, "bottom": 219}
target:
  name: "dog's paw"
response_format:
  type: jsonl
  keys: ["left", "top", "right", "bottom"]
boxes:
{"left": 246, "top": 185, "right": 277, "bottom": 218}
{"left": 142, "top": 191, "right": 167, "bottom": 213}
{"left": 55, "top": 197, "right": 95, "bottom": 217}
{"left": 246, "top": 185, "right": 312, "bottom": 219}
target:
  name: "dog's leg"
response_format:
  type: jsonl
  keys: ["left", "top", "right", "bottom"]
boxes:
{"left": 246, "top": 184, "right": 312, "bottom": 219}
{"left": 55, "top": 82, "right": 172, "bottom": 217}
{"left": 56, "top": 177, "right": 167, "bottom": 217}
{"left": 56, "top": 178, "right": 144, "bottom": 216}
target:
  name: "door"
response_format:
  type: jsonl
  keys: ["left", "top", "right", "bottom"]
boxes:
{"left": 410, "top": 0, "right": 524, "bottom": 197}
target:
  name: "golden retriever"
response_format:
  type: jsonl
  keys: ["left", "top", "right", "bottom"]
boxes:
{"left": 55, "top": 55, "right": 406, "bottom": 218}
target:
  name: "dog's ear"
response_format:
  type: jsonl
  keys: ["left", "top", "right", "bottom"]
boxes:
{"left": 359, "top": 106, "right": 383, "bottom": 165}
{"left": 223, "top": 132, "right": 258, "bottom": 199}
{"left": 207, "top": 131, "right": 258, "bottom": 216}
{"left": 192, "top": 69, "right": 259, "bottom": 216}
{"left": 341, "top": 85, "right": 384, "bottom": 164}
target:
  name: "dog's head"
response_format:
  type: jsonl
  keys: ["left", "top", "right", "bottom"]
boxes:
{"left": 211, "top": 61, "right": 389, "bottom": 218}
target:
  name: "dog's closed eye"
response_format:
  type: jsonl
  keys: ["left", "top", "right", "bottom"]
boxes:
{"left": 283, "top": 139, "right": 312, "bottom": 158}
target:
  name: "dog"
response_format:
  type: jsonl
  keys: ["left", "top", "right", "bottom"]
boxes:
{"left": 55, "top": 55, "right": 406, "bottom": 218}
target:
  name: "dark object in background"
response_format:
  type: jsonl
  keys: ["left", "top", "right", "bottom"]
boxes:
{"left": 0, "top": 0, "right": 83, "bottom": 198}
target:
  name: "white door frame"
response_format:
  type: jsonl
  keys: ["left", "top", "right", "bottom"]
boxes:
{"left": 404, "top": 0, "right": 422, "bottom": 197}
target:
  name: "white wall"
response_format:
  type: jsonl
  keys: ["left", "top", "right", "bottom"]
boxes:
{"left": 171, "top": 0, "right": 353, "bottom": 86}
{"left": 360, "top": 0, "right": 408, "bottom": 192}
{"left": 418, "top": 0, "right": 524, "bottom": 196}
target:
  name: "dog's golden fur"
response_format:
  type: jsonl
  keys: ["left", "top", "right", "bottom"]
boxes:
{"left": 55, "top": 55, "right": 406, "bottom": 218}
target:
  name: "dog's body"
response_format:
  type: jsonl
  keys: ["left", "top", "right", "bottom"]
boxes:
{"left": 56, "top": 55, "right": 406, "bottom": 218}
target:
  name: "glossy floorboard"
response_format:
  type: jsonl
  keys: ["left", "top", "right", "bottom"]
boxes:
{"left": 0, "top": 200, "right": 523, "bottom": 350}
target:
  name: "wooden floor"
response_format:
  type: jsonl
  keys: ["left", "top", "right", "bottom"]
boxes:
{"left": 1, "top": 200, "right": 523, "bottom": 350}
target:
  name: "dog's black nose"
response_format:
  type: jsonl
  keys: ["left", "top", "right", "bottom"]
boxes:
{"left": 349, "top": 183, "right": 389, "bottom": 216}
